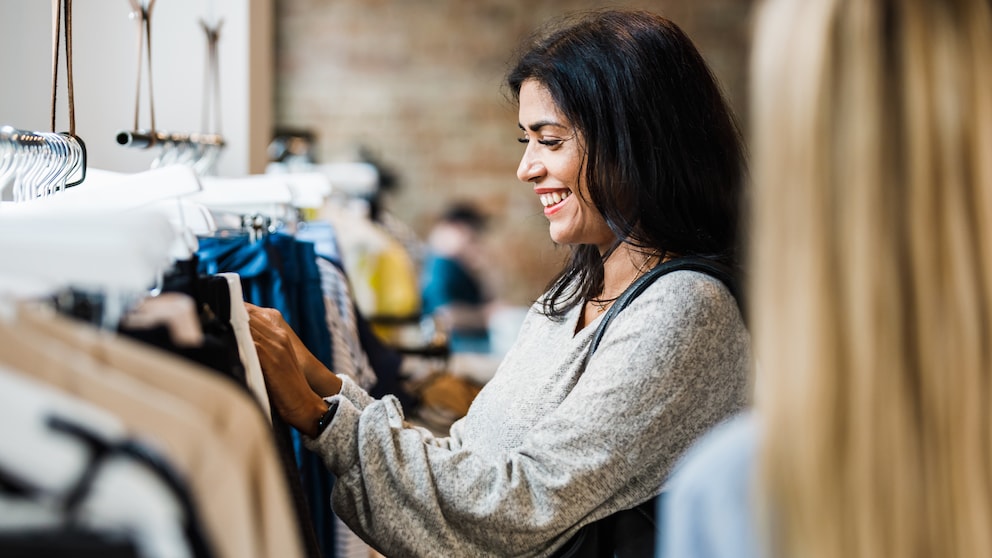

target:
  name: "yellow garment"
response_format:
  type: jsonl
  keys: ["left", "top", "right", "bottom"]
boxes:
{"left": 321, "top": 203, "right": 420, "bottom": 319}
{"left": 366, "top": 235, "right": 420, "bottom": 318}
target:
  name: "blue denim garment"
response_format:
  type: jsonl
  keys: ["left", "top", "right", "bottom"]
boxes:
{"left": 196, "top": 234, "right": 289, "bottom": 321}
{"left": 198, "top": 233, "right": 337, "bottom": 558}
{"left": 265, "top": 233, "right": 341, "bottom": 557}
{"left": 266, "top": 233, "right": 333, "bottom": 370}
{"left": 197, "top": 233, "right": 333, "bottom": 368}
{"left": 293, "top": 220, "right": 343, "bottom": 263}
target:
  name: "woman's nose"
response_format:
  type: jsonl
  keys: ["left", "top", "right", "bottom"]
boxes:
{"left": 516, "top": 149, "right": 546, "bottom": 183}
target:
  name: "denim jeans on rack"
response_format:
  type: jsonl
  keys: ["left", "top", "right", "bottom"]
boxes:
{"left": 198, "top": 232, "right": 335, "bottom": 558}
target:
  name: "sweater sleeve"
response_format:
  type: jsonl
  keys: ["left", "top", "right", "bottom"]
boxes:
{"left": 305, "top": 271, "right": 750, "bottom": 557}
{"left": 334, "top": 375, "right": 466, "bottom": 449}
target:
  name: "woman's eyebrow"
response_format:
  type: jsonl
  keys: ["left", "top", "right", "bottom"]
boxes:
{"left": 518, "top": 120, "right": 568, "bottom": 132}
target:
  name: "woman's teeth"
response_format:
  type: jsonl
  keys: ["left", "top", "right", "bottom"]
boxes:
{"left": 540, "top": 191, "right": 570, "bottom": 207}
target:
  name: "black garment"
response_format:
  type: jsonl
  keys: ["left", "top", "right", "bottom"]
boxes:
{"left": 0, "top": 529, "right": 139, "bottom": 558}
{"left": 125, "top": 258, "right": 323, "bottom": 558}
{"left": 270, "top": 408, "right": 324, "bottom": 558}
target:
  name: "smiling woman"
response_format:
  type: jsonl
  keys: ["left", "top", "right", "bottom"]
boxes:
{"left": 516, "top": 81, "right": 612, "bottom": 254}
{"left": 506, "top": 9, "right": 745, "bottom": 329}
{"left": 246, "top": 9, "right": 749, "bottom": 558}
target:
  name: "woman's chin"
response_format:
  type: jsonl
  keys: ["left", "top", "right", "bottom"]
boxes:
{"left": 547, "top": 226, "right": 570, "bottom": 246}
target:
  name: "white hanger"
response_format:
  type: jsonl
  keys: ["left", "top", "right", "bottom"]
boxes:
{"left": 313, "top": 162, "right": 379, "bottom": 198}
{"left": 282, "top": 172, "right": 332, "bottom": 209}
{"left": 1, "top": 165, "right": 204, "bottom": 212}
{"left": 193, "top": 174, "right": 293, "bottom": 216}
{"left": 0, "top": 209, "right": 177, "bottom": 299}
{"left": 144, "top": 198, "right": 217, "bottom": 237}
{"left": 143, "top": 198, "right": 217, "bottom": 258}
{"left": 0, "top": 165, "right": 211, "bottom": 260}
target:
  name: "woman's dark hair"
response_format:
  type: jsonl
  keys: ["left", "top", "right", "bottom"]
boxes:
{"left": 506, "top": 10, "right": 745, "bottom": 318}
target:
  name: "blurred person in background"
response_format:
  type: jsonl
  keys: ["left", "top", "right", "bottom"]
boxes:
{"left": 662, "top": 1, "right": 992, "bottom": 557}
{"left": 421, "top": 202, "right": 499, "bottom": 354}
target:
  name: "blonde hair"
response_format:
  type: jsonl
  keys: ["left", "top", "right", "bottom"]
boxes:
{"left": 751, "top": 0, "right": 992, "bottom": 557}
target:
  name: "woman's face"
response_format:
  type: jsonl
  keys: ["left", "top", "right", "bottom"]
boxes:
{"left": 516, "top": 79, "right": 615, "bottom": 252}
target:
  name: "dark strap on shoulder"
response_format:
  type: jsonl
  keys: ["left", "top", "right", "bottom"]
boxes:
{"left": 555, "top": 257, "right": 741, "bottom": 558}
{"left": 587, "top": 256, "right": 742, "bottom": 359}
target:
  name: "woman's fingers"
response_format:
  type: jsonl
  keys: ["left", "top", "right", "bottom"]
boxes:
{"left": 246, "top": 303, "right": 343, "bottom": 397}
{"left": 245, "top": 303, "right": 328, "bottom": 435}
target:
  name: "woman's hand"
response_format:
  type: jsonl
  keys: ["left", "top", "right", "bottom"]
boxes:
{"left": 246, "top": 303, "right": 342, "bottom": 437}
{"left": 246, "top": 303, "right": 343, "bottom": 397}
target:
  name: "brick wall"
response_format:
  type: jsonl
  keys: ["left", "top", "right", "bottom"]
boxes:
{"left": 275, "top": 0, "right": 754, "bottom": 305}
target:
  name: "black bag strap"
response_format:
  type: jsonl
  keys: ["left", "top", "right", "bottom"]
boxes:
{"left": 586, "top": 256, "right": 742, "bottom": 362}
{"left": 554, "top": 256, "right": 743, "bottom": 558}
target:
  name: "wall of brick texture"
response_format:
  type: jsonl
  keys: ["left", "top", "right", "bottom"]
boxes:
{"left": 275, "top": 0, "right": 754, "bottom": 305}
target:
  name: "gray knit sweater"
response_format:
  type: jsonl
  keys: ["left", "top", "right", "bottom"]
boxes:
{"left": 304, "top": 270, "right": 750, "bottom": 557}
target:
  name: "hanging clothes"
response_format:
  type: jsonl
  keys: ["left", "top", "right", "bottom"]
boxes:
{"left": 197, "top": 233, "right": 333, "bottom": 367}
{"left": 196, "top": 232, "right": 339, "bottom": 558}
{"left": 124, "top": 257, "right": 321, "bottom": 558}
{"left": 319, "top": 204, "right": 420, "bottom": 322}
{"left": 217, "top": 272, "right": 271, "bottom": 421}
{"left": 0, "top": 304, "right": 306, "bottom": 558}
{"left": 0, "top": 365, "right": 208, "bottom": 558}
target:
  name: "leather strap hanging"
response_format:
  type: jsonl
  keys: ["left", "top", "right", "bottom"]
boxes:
{"left": 200, "top": 19, "right": 223, "bottom": 137}
{"left": 128, "top": 0, "right": 157, "bottom": 138}
{"left": 50, "top": 0, "right": 86, "bottom": 188}
{"left": 50, "top": 0, "right": 75, "bottom": 136}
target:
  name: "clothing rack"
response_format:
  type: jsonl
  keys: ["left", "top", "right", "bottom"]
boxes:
{"left": 0, "top": 125, "right": 87, "bottom": 202}
{"left": 114, "top": 1, "right": 227, "bottom": 176}
{"left": 115, "top": 130, "right": 225, "bottom": 176}
{"left": 116, "top": 131, "right": 224, "bottom": 150}
{"left": 1, "top": 156, "right": 433, "bottom": 557}
{"left": 0, "top": 0, "right": 88, "bottom": 203}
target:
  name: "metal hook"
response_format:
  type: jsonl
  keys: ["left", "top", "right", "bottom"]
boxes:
{"left": 63, "top": 133, "right": 87, "bottom": 188}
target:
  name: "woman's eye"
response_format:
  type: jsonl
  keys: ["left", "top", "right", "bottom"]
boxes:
{"left": 517, "top": 136, "right": 567, "bottom": 148}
